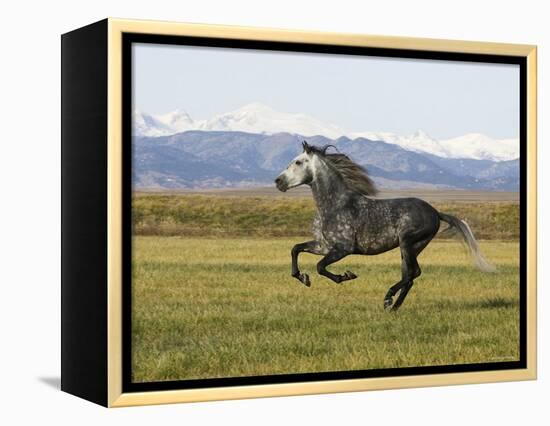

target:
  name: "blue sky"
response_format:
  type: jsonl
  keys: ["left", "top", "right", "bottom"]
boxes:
{"left": 133, "top": 43, "right": 520, "bottom": 140}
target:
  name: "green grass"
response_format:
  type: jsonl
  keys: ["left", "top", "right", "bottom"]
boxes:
{"left": 132, "top": 237, "right": 520, "bottom": 383}
{"left": 132, "top": 194, "right": 519, "bottom": 240}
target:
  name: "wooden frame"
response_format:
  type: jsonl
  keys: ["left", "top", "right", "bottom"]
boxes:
{"left": 61, "top": 18, "right": 537, "bottom": 407}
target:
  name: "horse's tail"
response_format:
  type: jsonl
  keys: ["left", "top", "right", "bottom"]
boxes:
{"left": 438, "top": 212, "right": 496, "bottom": 273}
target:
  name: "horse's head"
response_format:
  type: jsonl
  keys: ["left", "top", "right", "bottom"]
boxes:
{"left": 275, "top": 141, "right": 317, "bottom": 192}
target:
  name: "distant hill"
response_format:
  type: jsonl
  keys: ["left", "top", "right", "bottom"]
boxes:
{"left": 133, "top": 131, "right": 519, "bottom": 191}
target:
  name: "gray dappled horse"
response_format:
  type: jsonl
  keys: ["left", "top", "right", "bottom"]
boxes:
{"left": 275, "top": 141, "right": 495, "bottom": 311}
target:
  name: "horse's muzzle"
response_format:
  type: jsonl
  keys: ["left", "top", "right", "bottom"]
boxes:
{"left": 275, "top": 176, "right": 288, "bottom": 192}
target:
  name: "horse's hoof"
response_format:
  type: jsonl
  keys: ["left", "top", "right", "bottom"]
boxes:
{"left": 344, "top": 271, "right": 357, "bottom": 280}
{"left": 384, "top": 297, "right": 393, "bottom": 310}
{"left": 293, "top": 272, "right": 310, "bottom": 287}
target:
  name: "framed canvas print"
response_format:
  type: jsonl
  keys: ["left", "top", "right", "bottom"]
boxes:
{"left": 61, "top": 18, "right": 537, "bottom": 407}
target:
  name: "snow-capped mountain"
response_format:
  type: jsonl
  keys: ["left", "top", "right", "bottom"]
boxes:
{"left": 133, "top": 103, "right": 519, "bottom": 162}
{"left": 439, "top": 133, "right": 519, "bottom": 162}
{"left": 352, "top": 130, "right": 448, "bottom": 158}
{"left": 200, "top": 102, "right": 345, "bottom": 138}
{"left": 133, "top": 110, "right": 173, "bottom": 137}
{"left": 155, "top": 109, "right": 198, "bottom": 133}
{"left": 352, "top": 130, "right": 519, "bottom": 162}
{"left": 133, "top": 103, "right": 345, "bottom": 139}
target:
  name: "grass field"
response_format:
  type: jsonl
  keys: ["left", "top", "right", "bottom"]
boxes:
{"left": 132, "top": 236, "right": 520, "bottom": 383}
{"left": 133, "top": 193, "right": 520, "bottom": 240}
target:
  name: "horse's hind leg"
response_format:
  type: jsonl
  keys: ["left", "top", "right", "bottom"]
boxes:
{"left": 316, "top": 247, "right": 356, "bottom": 284}
{"left": 384, "top": 243, "right": 422, "bottom": 311}
{"left": 385, "top": 236, "right": 432, "bottom": 311}
{"left": 291, "top": 240, "right": 325, "bottom": 287}
{"left": 384, "top": 278, "right": 408, "bottom": 310}
{"left": 391, "top": 252, "right": 422, "bottom": 311}
{"left": 390, "top": 278, "right": 416, "bottom": 311}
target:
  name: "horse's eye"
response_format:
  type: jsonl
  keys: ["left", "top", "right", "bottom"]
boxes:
{"left": 295, "top": 160, "right": 302, "bottom": 166}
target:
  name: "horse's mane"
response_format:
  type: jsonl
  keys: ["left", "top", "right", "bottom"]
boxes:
{"left": 305, "top": 143, "right": 378, "bottom": 196}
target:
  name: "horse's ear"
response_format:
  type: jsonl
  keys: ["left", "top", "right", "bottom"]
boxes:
{"left": 302, "top": 140, "right": 311, "bottom": 153}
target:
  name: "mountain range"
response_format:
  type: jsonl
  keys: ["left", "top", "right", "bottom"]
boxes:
{"left": 133, "top": 131, "right": 519, "bottom": 191}
{"left": 134, "top": 102, "right": 519, "bottom": 162}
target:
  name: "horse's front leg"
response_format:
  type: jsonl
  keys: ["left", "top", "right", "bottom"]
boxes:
{"left": 316, "top": 247, "right": 357, "bottom": 284}
{"left": 291, "top": 240, "right": 324, "bottom": 287}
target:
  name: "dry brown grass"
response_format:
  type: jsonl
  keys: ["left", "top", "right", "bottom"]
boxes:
{"left": 132, "top": 194, "right": 519, "bottom": 240}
